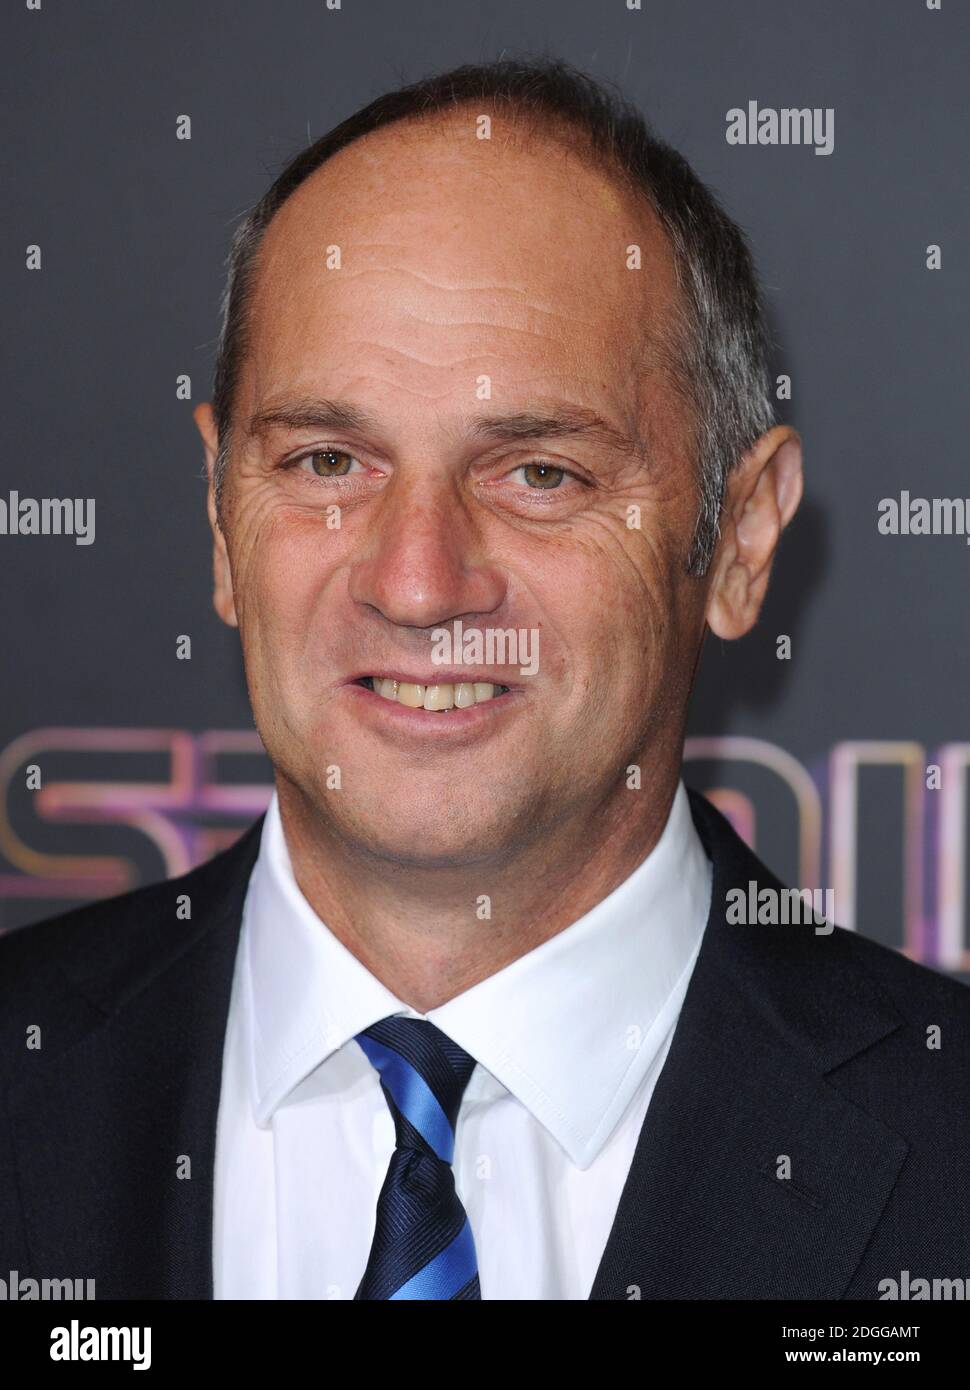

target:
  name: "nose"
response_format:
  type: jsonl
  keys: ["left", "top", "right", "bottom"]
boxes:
{"left": 347, "top": 472, "right": 508, "bottom": 630}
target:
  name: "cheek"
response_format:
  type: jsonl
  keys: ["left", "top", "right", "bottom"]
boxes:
{"left": 521, "top": 541, "right": 653, "bottom": 715}
{"left": 566, "top": 522, "right": 672, "bottom": 660}
{"left": 554, "top": 533, "right": 697, "bottom": 744}
{"left": 230, "top": 501, "right": 333, "bottom": 629}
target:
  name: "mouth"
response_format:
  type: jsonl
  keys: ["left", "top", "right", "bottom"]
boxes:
{"left": 351, "top": 675, "right": 512, "bottom": 712}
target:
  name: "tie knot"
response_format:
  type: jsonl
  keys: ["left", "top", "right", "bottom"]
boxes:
{"left": 355, "top": 1015, "right": 477, "bottom": 1163}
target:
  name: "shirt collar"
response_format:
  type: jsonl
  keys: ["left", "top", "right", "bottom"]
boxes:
{"left": 243, "top": 780, "right": 712, "bottom": 1169}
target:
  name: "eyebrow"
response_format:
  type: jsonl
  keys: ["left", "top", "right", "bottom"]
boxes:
{"left": 470, "top": 407, "right": 645, "bottom": 459}
{"left": 247, "top": 399, "right": 378, "bottom": 440}
{"left": 246, "top": 397, "right": 646, "bottom": 460}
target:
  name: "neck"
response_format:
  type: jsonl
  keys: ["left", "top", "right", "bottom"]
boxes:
{"left": 275, "top": 769, "right": 682, "bottom": 1013}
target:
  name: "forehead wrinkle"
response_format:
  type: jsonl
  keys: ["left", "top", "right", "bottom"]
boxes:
{"left": 251, "top": 306, "right": 626, "bottom": 395}
{"left": 345, "top": 290, "right": 604, "bottom": 342}
{"left": 249, "top": 265, "right": 609, "bottom": 375}
{"left": 270, "top": 255, "right": 609, "bottom": 337}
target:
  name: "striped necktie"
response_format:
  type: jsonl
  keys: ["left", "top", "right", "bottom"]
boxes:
{"left": 354, "top": 1015, "right": 481, "bottom": 1300}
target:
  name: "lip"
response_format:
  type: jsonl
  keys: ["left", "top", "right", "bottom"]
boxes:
{"left": 343, "top": 669, "right": 522, "bottom": 690}
{"left": 339, "top": 678, "right": 524, "bottom": 739}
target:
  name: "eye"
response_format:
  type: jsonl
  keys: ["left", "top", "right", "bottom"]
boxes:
{"left": 510, "top": 462, "right": 569, "bottom": 490}
{"left": 294, "top": 449, "right": 366, "bottom": 478}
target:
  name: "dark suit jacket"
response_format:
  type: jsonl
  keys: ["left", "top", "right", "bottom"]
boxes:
{"left": 1, "top": 789, "right": 968, "bottom": 1300}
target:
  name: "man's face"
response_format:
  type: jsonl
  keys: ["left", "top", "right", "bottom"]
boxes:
{"left": 209, "top": 115, "right": 711, "bottom": 867}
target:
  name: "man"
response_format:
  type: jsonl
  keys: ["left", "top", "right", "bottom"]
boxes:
{"left": 1, "top": 58, "right": 968, "bottom": 1302}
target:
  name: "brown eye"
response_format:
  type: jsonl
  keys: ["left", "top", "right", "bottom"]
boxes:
{"left": 521, "top": 462, "right": 565, "bottom": 489}
{"left": 309, "top": 450, "right": 356, "bottom": 477}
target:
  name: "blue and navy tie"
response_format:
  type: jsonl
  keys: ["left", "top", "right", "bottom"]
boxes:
{"left": 354, "top": 1015, "right": 481, "bottom": 1300}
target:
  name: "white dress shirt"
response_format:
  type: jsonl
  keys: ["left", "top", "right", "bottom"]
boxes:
{"left": 212, "top": 779, "right": 713, "bottom": 1300}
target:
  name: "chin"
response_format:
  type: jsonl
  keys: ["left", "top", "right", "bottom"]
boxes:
{"left": 340, "top": 804, "right": 515, "bottom": 871}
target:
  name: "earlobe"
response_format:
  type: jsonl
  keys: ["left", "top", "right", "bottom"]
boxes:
{"left": 211, "top": 527, "right": 239, "bottom": 628}
{"left": 705, "top": 426, "right": 803, "bottom": 641}
{"left": 195, "top": 402, "right": 239, "bottom": 628}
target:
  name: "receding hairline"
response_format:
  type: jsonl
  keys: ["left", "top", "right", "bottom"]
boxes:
{"left": 357, "top": 99, "right": 640, "bottom": 183}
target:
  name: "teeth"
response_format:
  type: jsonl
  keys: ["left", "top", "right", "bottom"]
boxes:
{"left": 423, "top": 684, "right": 454, "bottom": 711}
{"left": 366, "top": 678, "right": 506, "bottom": 709}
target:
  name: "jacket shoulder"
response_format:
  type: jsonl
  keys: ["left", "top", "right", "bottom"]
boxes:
{"left": 835, "top": 920, "right": 970, "bottom": 1027}
{"left": 0, "top": 816, "right": 265, "bottom": 1042}
{"left": 687, "top": 782, "right": 970, "bottom": 1048}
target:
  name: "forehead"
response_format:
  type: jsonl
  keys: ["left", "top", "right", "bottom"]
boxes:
{"left": 241, "top": 111, "right": 682, "bottom": 425}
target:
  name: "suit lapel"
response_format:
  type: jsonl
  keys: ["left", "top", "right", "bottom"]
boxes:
{"left": 8, "top": 815, "right": 265, "bottom": 1299}
{"left": 589, "top": 790, "right": 909, "bottom": 1300}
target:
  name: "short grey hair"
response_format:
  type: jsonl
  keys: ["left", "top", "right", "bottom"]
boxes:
{"left": 211, "top": 57, "right": 776, "bottom": 575}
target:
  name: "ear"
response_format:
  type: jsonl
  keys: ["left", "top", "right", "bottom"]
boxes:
{"left": 705, "top": 425, "right": 803, "bottom": 640}
{"left": 193, "top": 402, "right": 238, "bottom": 629}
